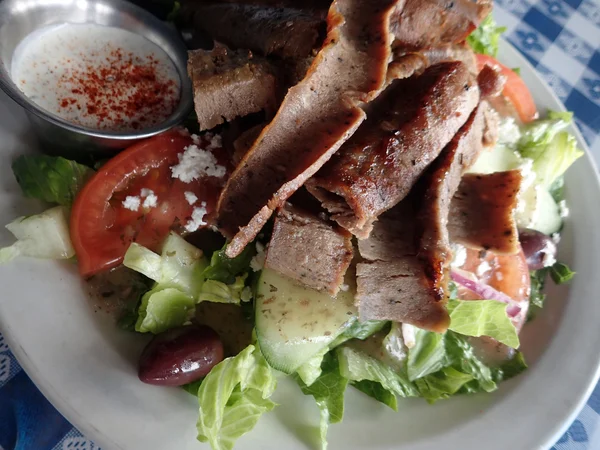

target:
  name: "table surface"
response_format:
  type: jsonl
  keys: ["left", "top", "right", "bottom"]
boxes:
{"left": 1, "top": 1, "right": 600, "bottom": 449}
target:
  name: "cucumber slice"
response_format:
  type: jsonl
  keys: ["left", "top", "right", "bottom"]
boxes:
{"left": 255, "top": 268, "right": 357, "bottom": 373}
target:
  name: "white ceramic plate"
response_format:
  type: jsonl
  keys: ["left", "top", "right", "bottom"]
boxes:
{"left": 1, "top": 40, "right": 599, "bottom": 450}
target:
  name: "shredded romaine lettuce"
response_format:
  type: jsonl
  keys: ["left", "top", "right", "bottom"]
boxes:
{"left": 202, "top": 243, "right": 256, "bottom": 284}
{"left": 447, "top": 299, "right": 520, "bottom": 348}
{"left": 296, "top": 346, "right": 330, "bottom": 387}
{"left": 135, "top": 287, "right": 196, "bottom": 334}
{"left": 337, "top": 346, "right": 418, "bottom": 399}
{"left": 406, "top": 328, "right": 447, "bottom": 381}
{"left": 414, "top": 367, "right": 474, "bottom": 404}
{"left": 198, "top": 275, "right": 251, "bottom": 304}
{"left": 549, "top": 261, "right": 576, "bottom": 284}
{"left": 196, "top": 345, "right": 277, "bottom": 450}
{"left": 517, "top": 111, "right": 584, "bottom": 188}
{"left": 12, "top": 155, "right": 93, "bottom": 206}
{"left": 295, "top": 352, "right": 348, "bottom": 450}
{"left": 466, "top": 15, "right": 506, "bottom": 57}
{"left": 0, "top": 206, "right": 75, "bottom": 263}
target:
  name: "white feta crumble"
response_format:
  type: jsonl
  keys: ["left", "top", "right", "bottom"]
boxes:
{"left": 184, "top": 191, "right": 198, "bottom": 205}
{"left": 171, "top": 144, "right": 226, "bottom": 183}
{"left": 122, "top": 196, "right": 141, "bottom": 211}
{"left": 339, "top": 283, "right": 350, "bottom": 292}
{"left": 241, "top": 286, "right": 253, "bottom": 302}
{"left": 191, "top": 134, "right": 200, "bottom": 145}
{"left": 250, "top": 242, "right": 266, "bottom": 272}
{"left": 401, "top": 323, "right": 416, "bottom": 349}
{"left": 497, "top": 117, "right": 522, "bottom": 147}
{"left": 450, "top": 243, "right": 467, "bottom": 269}
{"left": 140, "top": 188, "right": 153, "bottom": 198}
{"left": 184, "top": 202, "right": 208, "bottom": 232}
{"left": 542, "top": 251, "right": 557, "bottom": 268}
{"left": 558, "top": 200, "right": 569, "bottom": 218}
{"left": 551, "top": 232, "right": 561, "bottom": 245}
{"left": 476, "top": 260, "right": 491, "bottom": 277}
{"left": 209, "top": 134, "right": 222, "bottom": 149}
{"left": 142, "top": 193, "right": 158, "bottom": 209}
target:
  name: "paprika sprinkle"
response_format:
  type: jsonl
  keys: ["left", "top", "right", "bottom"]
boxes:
{"left": 11, "top": 23, "right": 181, "bottom": 132}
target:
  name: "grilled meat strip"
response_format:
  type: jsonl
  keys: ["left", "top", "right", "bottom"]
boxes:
{"left": 216, "top": 0, "right": 401, "bottom": 257}
{"left": 307, "top": 61, "right": 480, "bottom": 238}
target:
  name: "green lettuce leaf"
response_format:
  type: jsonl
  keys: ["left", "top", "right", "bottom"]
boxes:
{"left": 198, "top": 275, "right": 252, "bottom": 305}
{"left": 518, "top": 111, "right": 583, "bottom": 188}
{"left": 352, "top": 380, "right": 398, "bottom": 411}
{"left": 491, "top": 351, "right": 528, "bottom": 383}
{"left": 0, "top": 206, "right": 75, "bottom": 263}
{"left": 296, "top": 346, "right": 330, "bottom": 387}
{"left": 466, "top": 15, "right": 506, "bottom": 57}
{"left": 445, "top": 332, "right": 497, "bottom": 394}
{"left": 414, "top": 367, "right": 474, "bottom": 404}
{"left": 447, "top": 299, "right": 520, "bottom": 348}
{"left": 336, "top": 346, "right": 418, "bottom": 399}
{"left": 124, "top": 233, "right": 208, "bottom": 297}
{"left": 12, "top": 155, "right": 93, "bottom": 206}
{"left": 135, "top": 287, "right": 196, "bottom": 334}
{"left": 295, "top": 352, "right": 348, "bottom": 450}
{"left": 196, "top": 345, "right": 277, "bottom": 450}
{"left": 342, "top": 320, "right": 388, "bottom": 340}
{"left": 406, "top": 328, "right": 447, "bottom": 381}
{"left": 202, "top": 243, "right": 255, "bottom": 284}
{"left": 549, "top": 262, "right": 576, "bottom": 284}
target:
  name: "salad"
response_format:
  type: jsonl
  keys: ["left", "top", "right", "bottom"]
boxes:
{"left": 0, "top": 1, "right": 583, "bottom": 449}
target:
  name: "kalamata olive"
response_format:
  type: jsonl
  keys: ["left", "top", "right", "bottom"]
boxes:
{"left": 519, "top": 228, "right": 557, "bottom": 271}
{"left": 138, "top": 324, "right": 224, "bottom": 386}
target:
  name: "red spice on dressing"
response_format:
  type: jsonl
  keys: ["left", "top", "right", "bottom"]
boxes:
{"left": 12, "top": 23, "right": 181, "bottom": 132}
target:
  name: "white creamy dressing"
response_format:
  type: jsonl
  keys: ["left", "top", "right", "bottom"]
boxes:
{"left": 11, "top": 23, "right": 180, "bottom": 131}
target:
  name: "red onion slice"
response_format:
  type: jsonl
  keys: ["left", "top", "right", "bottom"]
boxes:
{"left": 450, "top": 270, "right": 521, "bottom": 317}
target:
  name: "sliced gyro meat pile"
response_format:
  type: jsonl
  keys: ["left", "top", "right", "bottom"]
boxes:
{"left": 216, "top": 0, "right": 401, "bottom": 258}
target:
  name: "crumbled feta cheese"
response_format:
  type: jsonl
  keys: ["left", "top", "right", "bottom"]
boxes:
{"left": 542, "top": 251, "right": 557, "bottom": 268}
{"left": 171, "top": 144, "right": 226, "bottom": 183}
{"left": 184, "top": 202, "right": 208, "bottom": 232}
{"left": 551, "top": 233, "right": 561, "bottom": 245}
{"left": 401, "top": 323, "right": 416, "bottom": 349}
{"left": 558, "top": 200, "right": 569, "bottom": 218}
{"left": 476, "top": 260, "right": 491, "bottom": 277}
{"left": 140, "top": 188, "right": 153, "bottom": 198}
{"left": 184, "top": 191, "right": 198, "bottom": 205}
{"left": 122, "top": 196, "right": 141, "bottom": 211}
{"left": 208, "top": 134, "right": 222, "bottom": 150}
{"left": 142, "top": 193, "right": 158, "bottom": 209}
{"left": 497, "top": 117, "right": 522, "bottom": 147}
{"left": 250, "top": 242, "right": 266, "bottom": 272}
{"left": 339, "top": 283, "right": 350, "bottom": 292}
{"left": 450, "top": 243, "right": 467, "bottom": 269}
{"left": 191, "top": 134, "right": 200, "bottom": 145}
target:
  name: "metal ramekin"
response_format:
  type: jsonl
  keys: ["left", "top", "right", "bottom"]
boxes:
{"left": 0, "top": 0, "right": 193, "bottom": 157}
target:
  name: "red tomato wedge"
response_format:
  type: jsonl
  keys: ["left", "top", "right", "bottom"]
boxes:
{"left": 476, "top": 54, "right": 538, "bottom": 123}
{"left": 71, "top": 130, "right": 225, "bottom": 277}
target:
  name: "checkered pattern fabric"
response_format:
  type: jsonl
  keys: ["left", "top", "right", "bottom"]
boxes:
{"left": 1, "top": 1, "right": 599, "bottom": 449}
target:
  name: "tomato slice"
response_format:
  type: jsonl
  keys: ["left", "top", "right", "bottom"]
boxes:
{"left": 476, "top": 54, "right": 537, "bottom": 123}
{"left": 71, "top": 130, "right": 225, "bottom": 277}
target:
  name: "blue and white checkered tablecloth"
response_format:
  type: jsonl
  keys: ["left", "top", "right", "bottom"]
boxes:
{"left": 1, "top": 1, "right": 600, "bottom": 449}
